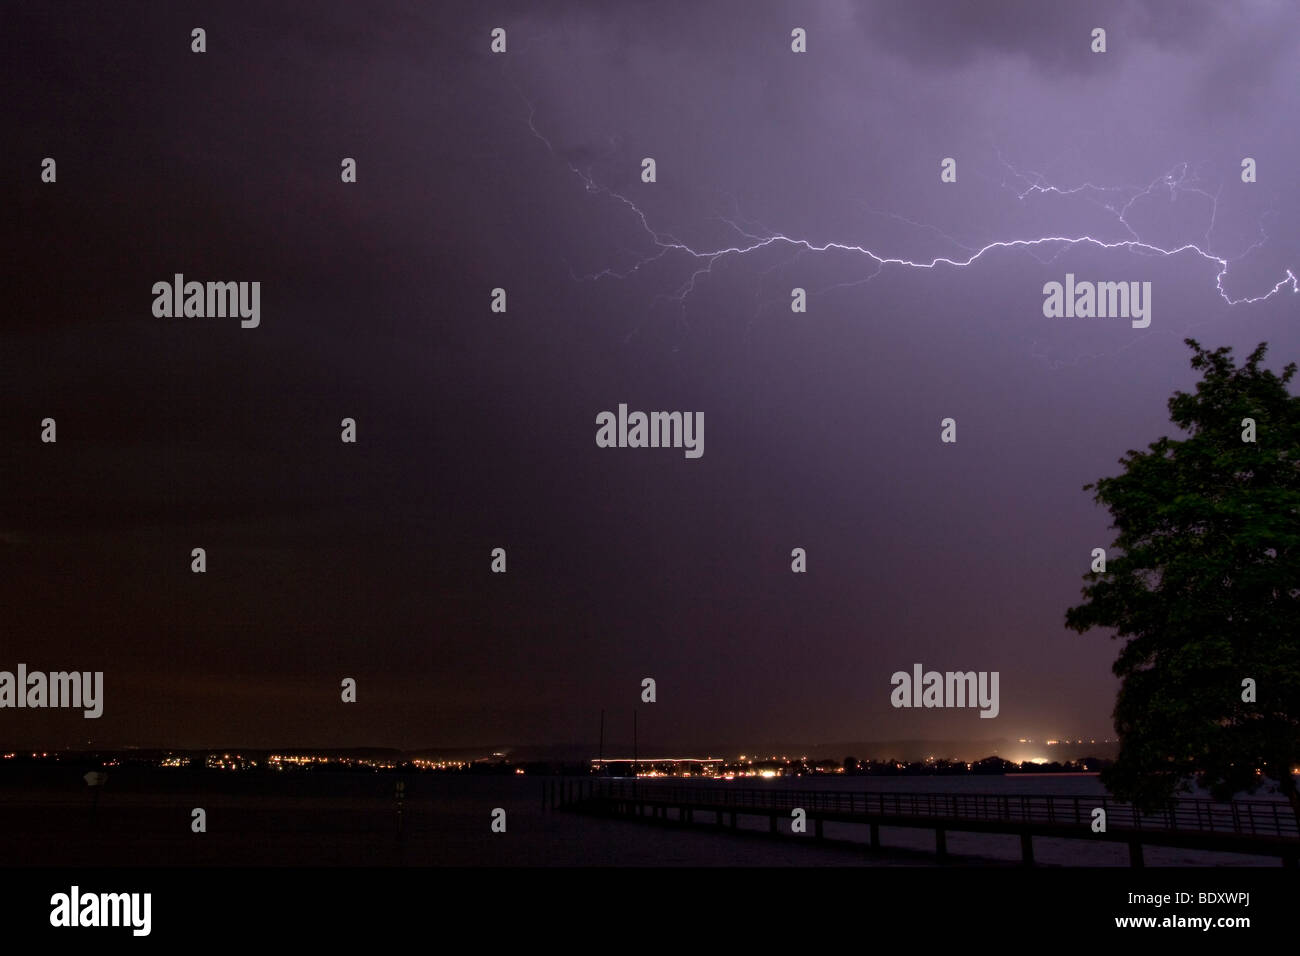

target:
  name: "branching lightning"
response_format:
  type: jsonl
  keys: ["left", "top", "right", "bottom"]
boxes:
{"left": 522, "top": 97, "right": 1297, "bottom": 315}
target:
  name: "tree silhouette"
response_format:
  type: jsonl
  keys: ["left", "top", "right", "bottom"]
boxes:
{"left": 1066, "top": 339, "right": 1300, "bottom": 823}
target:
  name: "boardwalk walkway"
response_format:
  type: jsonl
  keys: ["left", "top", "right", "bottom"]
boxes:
{"left": 549, "top": 778, "right": 1300, "bottom": 866}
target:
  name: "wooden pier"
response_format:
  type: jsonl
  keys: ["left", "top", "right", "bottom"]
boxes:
{"left": 549, "top": 779, "right": 1300, "bottom": 866}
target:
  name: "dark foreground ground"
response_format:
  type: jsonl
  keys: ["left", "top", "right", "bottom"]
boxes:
{"left": 0, "top": 767, "right": 1284, "bottom": 866}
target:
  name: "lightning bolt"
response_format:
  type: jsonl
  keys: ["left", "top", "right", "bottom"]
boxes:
{"left": 519, "top": 93, "right": 1297, "bottom": 346}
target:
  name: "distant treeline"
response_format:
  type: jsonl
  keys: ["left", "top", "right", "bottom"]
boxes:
{"left": 838, "top": 755, "right": 1111, "bottom": 775}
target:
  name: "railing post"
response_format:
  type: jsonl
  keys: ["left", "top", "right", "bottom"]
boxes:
{"left": 1020, "top": 832, "right": 1034, "bottom": 866}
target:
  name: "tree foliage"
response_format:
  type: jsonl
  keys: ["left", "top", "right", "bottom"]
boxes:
{"left": 1066, "top": 339, "right": 1300, "bottom": 820}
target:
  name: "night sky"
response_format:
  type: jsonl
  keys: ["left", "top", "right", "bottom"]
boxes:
{"left": 3, "top": 1, "right": 1297, "bottom": 754}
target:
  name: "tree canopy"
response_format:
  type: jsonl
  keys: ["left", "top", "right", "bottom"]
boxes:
{"left": 1066, "top": 339, "right": 1300, "bottom": 821}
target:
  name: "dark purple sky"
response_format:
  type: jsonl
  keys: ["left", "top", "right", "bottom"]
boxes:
{"left": 3, "top": 1, "right": 1297, "bottom": 754}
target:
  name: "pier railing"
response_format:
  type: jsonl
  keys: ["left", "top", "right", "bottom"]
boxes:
{"left": 587, "top": 780, "right": 1299, "bottom": 839}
